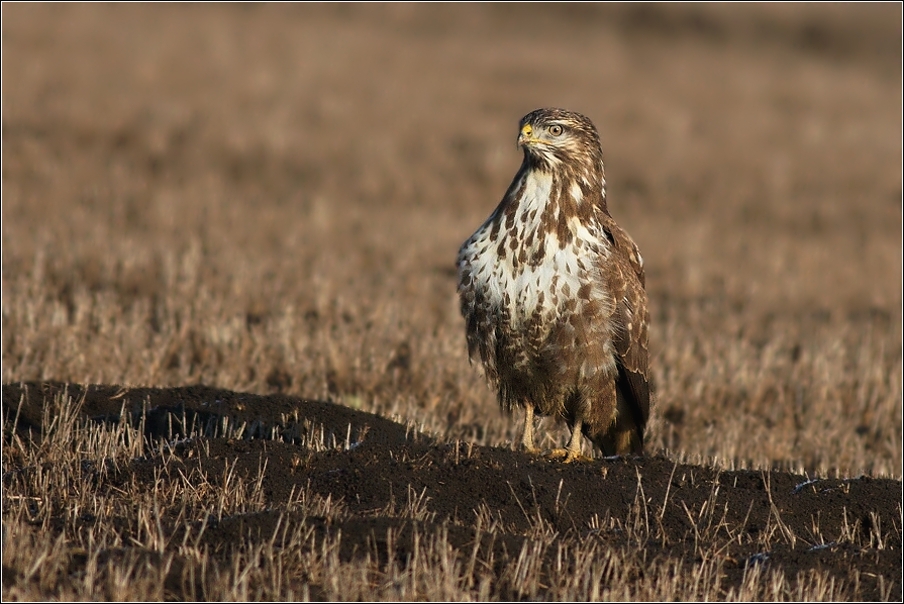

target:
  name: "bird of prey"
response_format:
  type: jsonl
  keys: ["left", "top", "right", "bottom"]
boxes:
{"left": 456, "top": 108, "right": 650, "bottom": 461}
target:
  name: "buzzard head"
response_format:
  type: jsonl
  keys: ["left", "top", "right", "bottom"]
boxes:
{"left": 517, "top": 108, "right": 605, "bottom": 176}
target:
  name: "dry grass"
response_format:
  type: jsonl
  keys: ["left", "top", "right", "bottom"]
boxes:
{"left": 4, "top": 390, "right": 899, "bottom": 601}
{"left": 2, "top": 3, "right": 901, "bottom": 601}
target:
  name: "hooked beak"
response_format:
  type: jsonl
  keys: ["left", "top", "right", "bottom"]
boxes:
{"left": 518, "top": 123, "right": 536, "bottom": 148}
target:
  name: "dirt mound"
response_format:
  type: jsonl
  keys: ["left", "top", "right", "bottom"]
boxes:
{"left": 4, "top": 382, "right": 900, "bottom": 600}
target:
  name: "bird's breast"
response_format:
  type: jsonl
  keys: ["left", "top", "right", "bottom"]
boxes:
{"left": 459, "top": 217, "right": 611, "bottom": 330}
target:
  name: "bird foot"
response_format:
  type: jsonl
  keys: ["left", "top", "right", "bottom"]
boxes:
{"left": 546, "top": 448, "right": 592, "bottom": 463}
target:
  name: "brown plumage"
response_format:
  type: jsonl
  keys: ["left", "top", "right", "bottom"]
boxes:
{"left": 456, "top": 108, "right": 650, "bottom": 460}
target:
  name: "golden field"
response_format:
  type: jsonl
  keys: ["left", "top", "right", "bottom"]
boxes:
{"left": 2, "top": 4, "right": 901, "bottom": 600}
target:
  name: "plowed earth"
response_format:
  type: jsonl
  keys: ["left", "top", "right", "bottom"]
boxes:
{"left": 4, "top": 382, "right": 900, "bottom": 600}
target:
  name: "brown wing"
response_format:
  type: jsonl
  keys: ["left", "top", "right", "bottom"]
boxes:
{"left": 601, "top": 214, "right": 650, "bottom": 451}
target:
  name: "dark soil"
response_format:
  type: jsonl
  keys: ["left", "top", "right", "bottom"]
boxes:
{"left": 4, "top": 382, "right": 901, "bottom": 600}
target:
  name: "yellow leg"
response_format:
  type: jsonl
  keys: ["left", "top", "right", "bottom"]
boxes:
{"left": 547, "top": 420, "right": 592, "bottom": 463}
{"left": 521, "top": 405, "right": 539, "bottom": 453}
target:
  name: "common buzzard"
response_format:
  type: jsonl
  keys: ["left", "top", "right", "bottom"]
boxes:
{"left": 457, "top": 108, "right": 650, "bottom": 460}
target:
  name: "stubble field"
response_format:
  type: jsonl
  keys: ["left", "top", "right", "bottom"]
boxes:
{"left": 2, "top": 4, "right": 902, "bottom": 600}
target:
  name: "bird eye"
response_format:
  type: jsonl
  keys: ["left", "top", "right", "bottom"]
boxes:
{"left": 549, "top": 125, "right": 563, "bottom": 136}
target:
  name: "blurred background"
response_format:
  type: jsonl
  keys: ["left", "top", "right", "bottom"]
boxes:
{"left": 2, "top": 4, "right": 901, "bottom": 473}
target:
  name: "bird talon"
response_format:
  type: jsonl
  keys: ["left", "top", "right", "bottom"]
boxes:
{"left": 546, "top": 448, "right": 590, "bottom": 463}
